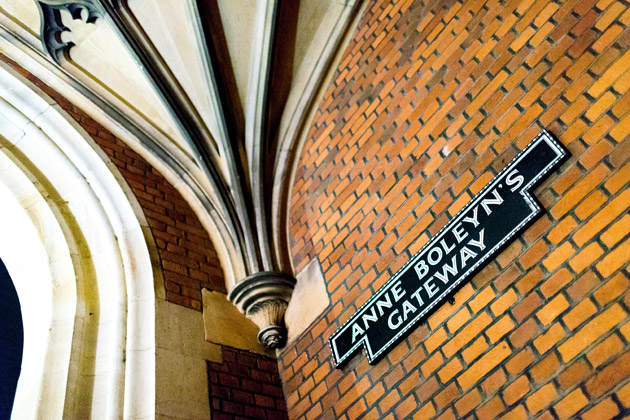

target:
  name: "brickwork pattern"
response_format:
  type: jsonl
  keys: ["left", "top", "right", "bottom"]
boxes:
{"left": 1, "top": 54, "right": 226, "bottom": 310}
{"left": 207, "top": 346, "right": 289, "bottom": 419}
{"left": 285, "top": 0, "right": 630, "bottom": 419}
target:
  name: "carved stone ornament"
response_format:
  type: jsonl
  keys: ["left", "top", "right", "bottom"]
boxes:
{"left": 228, "top": 272, "right": 296, "bottom": 349}
{"left": 35, "top": 0, "right": 101, "bottom": 63}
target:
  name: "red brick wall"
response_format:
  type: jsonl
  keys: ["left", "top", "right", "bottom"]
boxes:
{"left": 1, "top": 54, "right": 226, "bottom": 311}
{"left": 285, "top": 0, "right": 630, "bottom": 419}
{"left": 207, "top": 347, "right": 288, "bottom": 419}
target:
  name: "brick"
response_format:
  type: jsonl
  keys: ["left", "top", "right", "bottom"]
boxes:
{"left": 442, "top": 312, "right": 492, "bottom": 358}
{"left": 462, "top": 336, "right": 488, "bottom": 364}
{"left": 487, "top": 316, "right": 516, "bottom": 344}
{"left": 558, "top": 304, "right": 627, "bottom": 362}
{"left": 594, "top": 272, "right": 629, "bottom": 305}
{"left": 569, "top": 243, "right": 604, "bottom": 273}
{"left": 534, "top": 323, "right": 565, "bottom": 354}
{"left": 553, "top": 389, "right": 588, "bottom": 420}
{"left": 490, "top": 289, "right": 518, "bottom": 316}
{"left": 437, "top": 358, "right": 462, "bottom": 384}
{"left": 604, "top": 163, "right": 630, "bottom": 193}
{"left": 586, "top": 352, "right": 630, "bottom": 397}
{"left": 536, "top": 295, "right": 569, "bottom": 325}
{"left": 412, "top": 402, "right": 436, "bottom": 420}
{"left": 601, "top": 215, "right": 630, "bottom": 247}
{"left": 503, "top": 375, "right": 530, "bottom": 405}
{"left": 596, "top": 238, "right": 630, "bottom": 277}
{"left": 447, "top": 307, "right": 471, "bottom": 333}
{"left": 531, "top": 353, "right": 560, "bottom": 384}
{"left": 421, "top": 352, "right": 444, "bottom": 378}
{"left": 477, "top": 396, "right": 505, "bottom": 420}
{"left": 424, "top": 328, "right": 447, "bottom": 355}
{"left": 506, "top": 348, "right": 535, "bottom": 376}
{"left": 469, "top": 286, "right": 495, "bottom": 313}
{"left": 547, "top": 216, "right": 578, "bottom": 244}
{"left": 525, "top": 383, "right": 557, "bottom": 414}
{"left": 617, "top": 382, "right": 630, "bottom": 407}
{"left": 582, "top": 398, "right": 620, "bottom": 420}
{"left": 563, "top": 298, "right": 597, "bottom": 330}
{"left": 587, "top": 334, "right": 623, "bottom": 367}
{"left": 558, "top": 360, "right": 591, "bottom": 390}
{"left": 550, "top": 164, "right": 610, "bottom": 219}
{"left": 541, "top": 268, "right": 572, "bottom": 298}
{"left": 542, "top": 242, "right": 576, "bottom": 272}
{"left": 510, "top": 318, "right": 539, "bottom": 349}
{"left": 457, "top": 341, "right": 511, "bottom": 390}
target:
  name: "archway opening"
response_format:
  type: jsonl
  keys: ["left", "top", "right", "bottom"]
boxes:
{"left": 0, "top": 257, "right": 23, "bottom": 418}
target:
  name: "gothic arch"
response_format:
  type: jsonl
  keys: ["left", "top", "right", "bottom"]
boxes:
{"left": 0, "top": 62, "right": 156, "bottom": 419}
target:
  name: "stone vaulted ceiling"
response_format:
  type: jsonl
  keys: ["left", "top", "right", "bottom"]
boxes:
{"left": 0, "top": 0, "right": 362, "bottom": 347}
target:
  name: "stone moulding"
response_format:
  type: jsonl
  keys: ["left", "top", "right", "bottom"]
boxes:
{"left": 35, "top": 0, "right": 101, "bottom": 63}
{"left": 228, "top": 272, "right": 296, "bottom": 349}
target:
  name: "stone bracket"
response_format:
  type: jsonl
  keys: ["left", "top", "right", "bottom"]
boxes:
{"left": 228, "top": 272, "right": 296, "bottom": 349}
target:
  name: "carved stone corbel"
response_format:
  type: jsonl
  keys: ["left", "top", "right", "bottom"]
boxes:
{"left": 35, "top": 0, "right": 101, "bottom": 63}
{"left": 228, "top": 272, "right": 296, "bottom": 349}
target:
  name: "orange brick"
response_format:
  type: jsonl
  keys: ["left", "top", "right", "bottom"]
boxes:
{"left": 558, "top": 304, "right": 627, "bottom": 362}
{"left": 365, "top": 383, "right": 385, "bottom": 406}
{"left": 477, "top": 396, "right": 505, "bottom": 420}
{"left": 534, "top": 323, "right": 565, "bottom": 354}
{"left": 424, "top": 328, "right": 447, "bottom": 354}
{"left": 487, "top": 316, "right": 516, "bottom": 344}
{"left": 462, "top": 336, "right": 488, "bottom": 364}
{"left": 621, "top": 322, "right": 630, "bottom": 341}
{"left": 605, "top": 163, "right": 630, "bottom": 193}
{"left": 503, "top": 375, "right": 530, "bottom": 405}
{"left": 447, "top": 307, "right": 471, "bottom": 333}
{"left": 601, "top": 215, "right": 630, "bottom": 247}
{"left": 506, "top": 348, "right": 535, "bottom": 376}
{"left": 563, "top": 298, "right": 597, "bottom": 330}
{"left": 454, "top": 389, "right": 481, "bottom": 418}
{"left": 437, "top": 358, "right": 462, "bottom": 384}
{"left": 582, "top": 397, "right": 620, "bottom": 420}
{"left": 537, "top": 295, "right": 570, "bottom": 326}
{"left": 421, "top": 352, "right": 444, "bottom": 377}
{"left": 543, "top": 242, "right": 576, "bottom": 272}
{"left": 492, "top": 289, "right": 519, "bottom": 317}
{"left": 541, "top": 268, "right": 572, "bottom": 298}
{"left": 575, "top": 190, "right": 607, "bottom": 220}
{"left": 587, "top": 334, "right": 623, "bottom": 368}
{"left": 574, "top": 189, "right": 630, "bottom": 246}
{"left": 586, "top": 92, "right": 616, "bottom": 121}
{"left": 516, "top": 267, "right": 544, "bottom": 294}
{"left": 587, "top": 352, "right": 630, "bottom": 397}
{"left": 588, "top": 48, "right": 630, "bottom": 97}
{"left": 498, "top": 405, "right": 527, "bottom": 420}
{"left": 442, "top": 312, "right": 492, "bottom": 358}
{"left": 469, "top": 286, "right": 495, "bottom": 313}
{"left": 531, "top": 353, "right": 560, "bottom": 383}
{"left": 569, "top": 242, "right": 604, "bottom": 273}
{"left": 519, "top": 240, "right": 549, "bottom": 270}
{"left": 547, "top": 216, "right": 577, "bottom": 244}
{"left": 581, "top": 139, "right": 614, "bottom": 170}
{"left": 458, "top": 341, "right": 511, "bottom": 390}
{"left": 616, "top": 382, "right": 630, "bottom": 407}
{"left": 412, "top": 402, "right": 436, "bottom": 420}
{"left": 550, "top": 164, "right": 610, "bottom": 219}
{"left": 596, "top": 273, "right": 628, "bottom": 306}
{"left": 526, "top": 383, "right": 557, "bottom": 414}
{"left": 558, "top": 360, "right": 591, "bottom": 390}
{"left": 597, "top": 238, "right": 630, "bottom": 277}
{"left": 553, "top": 389, "right": 588, "bottom": 420}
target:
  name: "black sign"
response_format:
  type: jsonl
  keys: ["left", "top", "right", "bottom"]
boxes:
{"left": 329, "top": 130, "right": 568, "bottom": 367}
